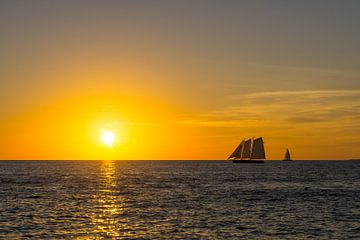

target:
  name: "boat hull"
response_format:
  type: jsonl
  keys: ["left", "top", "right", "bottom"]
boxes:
{"left": 232, "top": 160, "right": 264, "bottom": 163}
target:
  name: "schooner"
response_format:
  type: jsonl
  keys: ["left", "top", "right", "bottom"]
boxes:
{"left": 228, "top": 137, "right": 266, "bottom": 163}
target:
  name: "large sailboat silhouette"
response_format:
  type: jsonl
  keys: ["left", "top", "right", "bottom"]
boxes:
{"left": 228, "top": 137, "right": 266, "bottom": 163}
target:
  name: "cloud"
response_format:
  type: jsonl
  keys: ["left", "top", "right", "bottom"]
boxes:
{"left": 234, "top": 89, "right": 360, "bottom": 102}
{"left": 180, "top": 89, "right": 360, "bottom": 127}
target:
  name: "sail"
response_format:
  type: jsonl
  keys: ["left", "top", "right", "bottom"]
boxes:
{"left": 242, "top": 139, "right": 252, "bottom": 159}
{"left": 251, "top": 137, "right": 266, "bottom": 159}
{"left": 284, "top": 149, "right": 291, "bottom": 160}
{"left": 228, "top": 140, "right": 244, "bottom": 159}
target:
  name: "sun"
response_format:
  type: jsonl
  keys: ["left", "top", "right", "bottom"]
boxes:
{"left": 101, "top": 130, "right": 116, "bottom": 147}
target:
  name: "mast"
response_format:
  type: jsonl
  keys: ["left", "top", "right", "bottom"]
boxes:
{"left": 239, "top": 138, "right": 245, "bottom": 160}
{"left": 250, "top": 136, "right": 254, "bottom": 160}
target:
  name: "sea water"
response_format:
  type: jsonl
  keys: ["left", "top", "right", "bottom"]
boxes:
{"left": 0, "top": 160, "right": 359, "bottom": 239}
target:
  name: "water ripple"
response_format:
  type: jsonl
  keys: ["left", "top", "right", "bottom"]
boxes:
{"left": 0, "top": 160, "right": 359, "bottom": 239}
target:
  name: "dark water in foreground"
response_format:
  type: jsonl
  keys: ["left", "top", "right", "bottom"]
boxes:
{"left": 0, "top": 161, "right": 359, "bottom": 239}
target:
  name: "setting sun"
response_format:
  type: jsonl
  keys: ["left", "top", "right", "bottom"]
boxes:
{"left": 101, "top": 130, "right": 116, "bottom": 148}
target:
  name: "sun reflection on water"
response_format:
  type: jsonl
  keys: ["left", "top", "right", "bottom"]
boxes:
{"left": 89, "top": 160, "right": 127, "bottom": 239}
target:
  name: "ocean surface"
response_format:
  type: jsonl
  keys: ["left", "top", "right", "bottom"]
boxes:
{"left": 0, "top": 160, "right": 359, "bottom": 239}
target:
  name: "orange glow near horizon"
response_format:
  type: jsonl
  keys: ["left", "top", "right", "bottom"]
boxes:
{"left": 0, "top": 89, "right": 360, "bottom": 160}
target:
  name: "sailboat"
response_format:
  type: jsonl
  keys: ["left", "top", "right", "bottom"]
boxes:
{"left": 228, "top": 137, "right": 266, "bottom": 163}
{"left": 283, "top": 149, "right": 292, "bottom": 161}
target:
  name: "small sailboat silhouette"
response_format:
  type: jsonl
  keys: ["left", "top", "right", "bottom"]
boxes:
{"left": 283, "top": 149, "right": 292, "bottom": 161}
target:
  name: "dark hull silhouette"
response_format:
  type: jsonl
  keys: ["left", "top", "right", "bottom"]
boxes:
{"left": 283, "top": 159, "right": 292, "bottom": 161}
{"left": 232, "top": 160, "right": 264, "bottom": 163}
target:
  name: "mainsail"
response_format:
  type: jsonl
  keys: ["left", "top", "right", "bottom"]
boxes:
{"left": 251, "top": 137, "right": 266, "bottom": 159}
{"left": 228, "top": 140, "right": 244, "bottom": 159}
{"left": 283, "top": 149, "right": 291, "bottom": 161}
{"left": 242, "top": 139, "right": 252, "bottom": 159}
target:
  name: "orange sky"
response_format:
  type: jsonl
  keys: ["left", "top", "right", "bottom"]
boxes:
{"left": 1, "top": 1, "right": 360, "bottom": 160}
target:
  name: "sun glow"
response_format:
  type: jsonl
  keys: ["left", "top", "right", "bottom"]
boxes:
{"left": 101, "top": 130, "right": 116, "bottom": 147}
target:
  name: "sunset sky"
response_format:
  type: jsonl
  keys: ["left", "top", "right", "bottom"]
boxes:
{"left": 1, "top": 1, "right": 360, "bottom": 160}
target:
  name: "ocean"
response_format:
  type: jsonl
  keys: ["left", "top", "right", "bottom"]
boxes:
{"left": 0, "top": 160, "right": 359, "bottom": 239}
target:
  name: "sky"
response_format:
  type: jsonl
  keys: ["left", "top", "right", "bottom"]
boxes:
{"left": 1, "top": 0, "right": 360, "bottom": 160}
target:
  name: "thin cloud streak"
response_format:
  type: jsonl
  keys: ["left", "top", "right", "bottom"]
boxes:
{"left": 235, "top": 89, "right": 360, "bottom": 99}
{"left": 180, "top": 89, "right": 360, "bottom": 127}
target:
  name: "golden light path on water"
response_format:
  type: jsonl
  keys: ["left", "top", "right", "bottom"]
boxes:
{"left": 89, "top": 161, "right": 127, "bottom": 239}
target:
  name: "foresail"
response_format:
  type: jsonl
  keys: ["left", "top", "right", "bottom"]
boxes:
{"left": 228, "top": 140, "right": 244, "bottom": 159}
{"left": 251, "top": 137, "right": 266, "bottom": 159}
{"left": 242, "top": 139, "right": 252, "bottom": 159}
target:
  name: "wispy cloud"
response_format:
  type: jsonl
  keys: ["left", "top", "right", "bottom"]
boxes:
{"left": 179, "top": 89, "right": 360, "bottom": 127}
{"left": 239, "top": 89, "right": 360, "bottom": 99}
